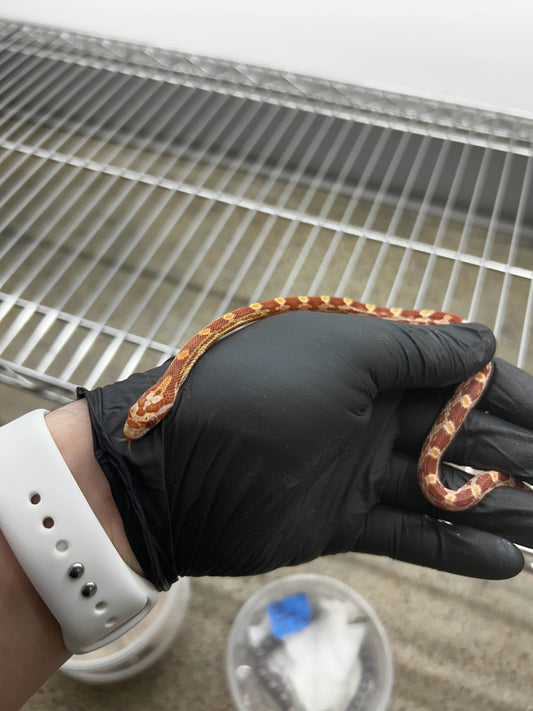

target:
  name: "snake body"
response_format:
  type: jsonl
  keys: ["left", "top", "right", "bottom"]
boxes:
{"left": 124, "top": 295, "right": 526, "bottom": 511}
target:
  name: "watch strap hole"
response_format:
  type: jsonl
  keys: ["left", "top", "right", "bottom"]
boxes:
{"left": 42, "top": 516, "right": 55, "bottom": 529}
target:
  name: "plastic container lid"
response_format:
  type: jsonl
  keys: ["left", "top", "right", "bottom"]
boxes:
{"left": 226, "top": 574, "right": 393, "bottom": 711}
{"left": 61, "top": 577, "right": 190, "bottom": 685}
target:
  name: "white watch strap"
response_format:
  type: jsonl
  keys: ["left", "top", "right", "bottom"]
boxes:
{"left": 0, "top": 409, "right": 158, "bottom": 654}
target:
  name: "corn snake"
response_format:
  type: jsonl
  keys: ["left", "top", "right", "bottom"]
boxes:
{"left": 124, "top": 295, "right": 527, "bottom": 511}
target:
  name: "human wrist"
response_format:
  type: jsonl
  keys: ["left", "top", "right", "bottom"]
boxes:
{"left": 44, "top": 400, "right": 143, "bottom": 577}
{"left": 0, "top": 403, "right": 148, "bottom": 707}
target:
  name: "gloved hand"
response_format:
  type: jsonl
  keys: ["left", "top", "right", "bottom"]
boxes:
{"left": 78, "top": 312, "right": 533, "bottom": 590}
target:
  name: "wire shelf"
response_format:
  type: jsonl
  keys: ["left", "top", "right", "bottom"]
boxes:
{"left": 2, "top": 19, "right": 533, "bottom": 401}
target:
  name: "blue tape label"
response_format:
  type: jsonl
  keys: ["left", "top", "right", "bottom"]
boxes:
{"left": 267, "top": 592, "right": 311, "bottom": 638}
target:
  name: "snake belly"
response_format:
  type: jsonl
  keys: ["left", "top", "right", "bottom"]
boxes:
{"left": 123, "top": 295, "right": 527, "bottom": 511}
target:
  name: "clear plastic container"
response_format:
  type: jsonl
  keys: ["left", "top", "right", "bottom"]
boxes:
{"left": 227, "top": 574, "right": 393, "bottom": 711}
{"left": 61, "top": 577, "right": 190, "bottom": 684}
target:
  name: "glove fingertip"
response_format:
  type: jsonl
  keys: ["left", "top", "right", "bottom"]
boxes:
{"left": 461, "top": 321, "right": 497, "bottom": 363}
{"left": 354, "top": 507, "right": 524, "bottom": 579}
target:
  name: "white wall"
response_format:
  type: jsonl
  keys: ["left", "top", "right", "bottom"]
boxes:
{"left": 1, "top": 0, "right": 532, "bottom": 118}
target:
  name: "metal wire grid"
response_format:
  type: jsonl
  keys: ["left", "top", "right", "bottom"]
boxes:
{"left": 4, "top": 20, "right": 533, "bottom": 150}
{"left": 1, "top": 20, "right": 533, "bottom": 402}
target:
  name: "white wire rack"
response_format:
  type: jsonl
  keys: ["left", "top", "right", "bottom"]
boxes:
{"left": 2, "top": 19, "right": 533, "bottom": 402}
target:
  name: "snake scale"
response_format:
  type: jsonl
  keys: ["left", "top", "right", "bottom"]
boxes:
{"left": 124, "top": 295, "right": 527, "bottom": 511}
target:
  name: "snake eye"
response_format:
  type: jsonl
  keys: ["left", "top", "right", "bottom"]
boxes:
{"left": 147, "top": 416, "right": 157, "bottom": 428}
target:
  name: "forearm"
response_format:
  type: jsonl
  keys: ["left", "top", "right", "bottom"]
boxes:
{"left": 0, "top": 524, "right": 67, "bottom": 711}
{"left": 0, "top": 400, "right": 141, "bottom": 710}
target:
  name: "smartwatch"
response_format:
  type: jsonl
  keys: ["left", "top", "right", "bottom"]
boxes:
{"left": 0, "top": 409, "right": 158, "bottom": 654}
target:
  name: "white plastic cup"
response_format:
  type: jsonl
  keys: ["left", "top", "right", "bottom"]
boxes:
{"left": 226, "top": 574, "right": 393, "bottom": 711}
{"left": 61, "top": 578, "right": 190, "bottom": 684}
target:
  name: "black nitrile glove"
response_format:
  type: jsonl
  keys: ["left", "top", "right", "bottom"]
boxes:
{"left": 78, "top": 312, "right": 533, "bottom": 590}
